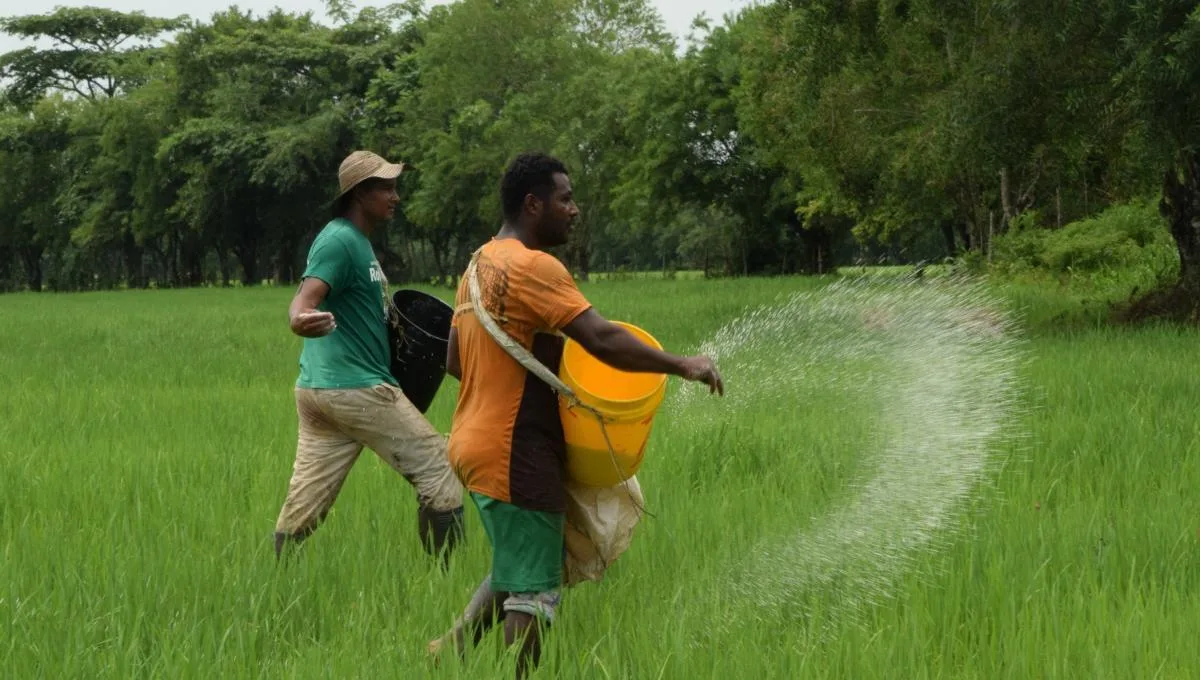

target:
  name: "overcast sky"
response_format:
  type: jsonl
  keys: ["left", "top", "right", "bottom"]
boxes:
{"left": 1, "top": 0, "right": 754, "bottom": 54}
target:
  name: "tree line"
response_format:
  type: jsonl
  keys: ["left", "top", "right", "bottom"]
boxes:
{"left": 0, "top": 0, "right": 1196, "bottom": 301}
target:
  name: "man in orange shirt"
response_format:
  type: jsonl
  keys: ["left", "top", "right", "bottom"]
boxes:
{"left": 431, "top": 152, "right": 723, "bottom": 677}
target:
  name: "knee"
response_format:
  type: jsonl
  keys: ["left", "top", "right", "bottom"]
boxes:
{"left": 503, "top": 591, "right": 560, "bottom": 627}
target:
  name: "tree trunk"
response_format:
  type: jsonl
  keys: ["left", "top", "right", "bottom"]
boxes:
{"left": 165, "top": 232, "right": 177, "bottom": 288}
{"left": 449, "top": 236, "right": 469, "bottom": 288}
{"left": 798, "top": 226, "right": 832, "bottom": 274}
{"left": 405, "top": 238, "right": 417, "bottom": 282}
{"left": 567, "top": 208, "right": 591, "bottom": 282}
{"left": 123, "top": 234, "right": 146, "bottom": 288}
{"left": 941, "top": 221, "right": 958, "bottom": 257}
{"left": 0, "top": 248, "right": 11, "bottom": 291}
{"left": 957, "top": 222, "right": 972, "bottom": 252}
{"left": 147, "top": 242, "right": 167, "bottom": 288}
{"left": 818, "top": 228, "right": 833, "bottom": 274}
{"left": 988, "top": 211, "right": 994, "bottom": 264}
{"left": 1056, "top": 186, "right": 1063, "bottom": 229}
{"left": 1000, "top": 167, "right": 1013, "bottom": 230}
{"left": 20, "top": 245, "right": 43, "bottom": 292}
{"left": 1162, "top": 150, "right": 1200, "bottom": 296}
{"left": 430, "top": 235, "right": 449, "bottom": 284}
{"left": 237, "top": 242, "right": 258, "bottom": 286}
{"left": 576, "top": 229, "right": 590, "bottom": 283}
{"left": 179, "top": 240, "right": 204, "bottom": 287}
{"left": 218, "top": 251, "right": 232, "bottom": 287}
{"left": 235, "top": 208, "right": 260, "bottom": 286}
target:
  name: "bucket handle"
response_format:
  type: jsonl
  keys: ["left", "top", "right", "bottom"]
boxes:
{"left": 395, "top": 304, "right": 451, "bottom": 344}
{"left": 387, "top": 293, "right": 452, "bottom": 349}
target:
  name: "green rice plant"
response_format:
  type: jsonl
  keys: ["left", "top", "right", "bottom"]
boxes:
{"left": 1, "top": 277, "right": 1197, "bottom": 679}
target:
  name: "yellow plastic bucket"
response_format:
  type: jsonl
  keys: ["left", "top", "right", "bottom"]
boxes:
{"left": 558, "top": 322, "right": 668, "bottom": 487}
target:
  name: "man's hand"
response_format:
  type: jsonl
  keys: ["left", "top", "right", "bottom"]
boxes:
{"left": 293, "top": 311, "right": 337, "bottom": 337}
{"left": 678, "top": 355, "right": 724, "bottom": 396}
{"left": 289, "top": 277, "right": 334, "bottom": 338}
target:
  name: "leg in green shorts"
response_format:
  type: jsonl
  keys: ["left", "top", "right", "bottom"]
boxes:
{"left": 427, "top": 493, "right": 565, "bottom": 675}
{"left": 471, "top": 491, "right": 565, "bottom": 607}
{"left": 475, "top": 491, "right": 563, "bottom": 678}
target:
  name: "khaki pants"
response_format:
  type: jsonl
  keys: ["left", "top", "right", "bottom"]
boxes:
{"left": 275, "top": 383, "right": 464, "bottom": 537}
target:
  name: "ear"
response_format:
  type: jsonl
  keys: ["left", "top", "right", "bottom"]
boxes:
{"left": 523, "top": 192, "right": 543, "bottom": 217}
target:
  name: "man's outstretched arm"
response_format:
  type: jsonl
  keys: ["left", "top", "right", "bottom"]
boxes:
{"left": 562, "top": 308, "right": 723, "bottom": 395}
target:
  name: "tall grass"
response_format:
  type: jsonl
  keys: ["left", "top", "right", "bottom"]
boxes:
{"left": 2, "top": 276, "right": 1198, "bottom": 678}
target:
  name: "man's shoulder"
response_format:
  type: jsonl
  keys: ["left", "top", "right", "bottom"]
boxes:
{"left": 506, "top": 246, "right": 567, "bottom": 279}
{"left": 527, "top": 252, "right": 579, "bottom": 291}
{"left": 478, "top": 239, "right": 542, "bottom": 276}
{"left": 477, "top": 241, "right": 576, "bottom": 293}
{"left": 527, "top": 248, "right": 566, "bottom": 268}
{"left": 311, "top": 220, "right": 349, "bottom": 248}
{"left": 317, "top": 221, "right": 370, "bottom": 259}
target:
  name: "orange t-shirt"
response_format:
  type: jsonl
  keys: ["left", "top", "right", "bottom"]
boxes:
{"left": 448, "top": 238, "right": 592, "bottom": 512}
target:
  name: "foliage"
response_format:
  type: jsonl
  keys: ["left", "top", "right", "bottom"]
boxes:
{"left": 991, "top": 200, "right": 1177, "bottom": 276}
{"left": 0, "top": 7, "right": 186, "bottom": 106}
{"left": 0, "top": 1, "right": 1198, "bottom": 295}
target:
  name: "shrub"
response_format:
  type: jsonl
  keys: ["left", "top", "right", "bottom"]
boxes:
{"left": 991, "top": 199, "right": 1177, "bottom": 277}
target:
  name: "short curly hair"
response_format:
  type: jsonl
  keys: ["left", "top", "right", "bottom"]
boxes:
{"left": 500, "top": 152, "right": 569, "bottom": 221}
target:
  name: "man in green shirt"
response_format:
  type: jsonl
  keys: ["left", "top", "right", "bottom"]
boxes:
{"left": 273, "top": 150, "right": 465, "bottom": 563}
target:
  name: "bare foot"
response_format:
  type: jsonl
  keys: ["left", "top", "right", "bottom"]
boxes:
{"left": 425, "top": 628, "right": 463, "bottom": 667}
{"left": 426, "top": 636, "right": 448, "bottom": 668}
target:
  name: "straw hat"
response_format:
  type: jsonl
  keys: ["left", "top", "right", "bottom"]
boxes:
{"left": 337, "top": 150, "right": 404, "bottom": 198}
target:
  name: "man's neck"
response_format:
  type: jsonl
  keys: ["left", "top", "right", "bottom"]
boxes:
{"left": 496, "top": 221, "right": 541, "bottom": 250}
{"left": 343, "top": 209, "right": 374, "bottom": 238}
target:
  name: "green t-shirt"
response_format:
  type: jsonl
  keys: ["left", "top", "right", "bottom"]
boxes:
{"left": 296, "top": 219, "right": 398, "bottom": 389}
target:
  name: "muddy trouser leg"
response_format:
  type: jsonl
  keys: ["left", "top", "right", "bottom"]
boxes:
{"left": 330, "top": 383, "right": 466, "bottom": 564}
{"left": 273, "top": 387, "right": 364, "bottom": 560}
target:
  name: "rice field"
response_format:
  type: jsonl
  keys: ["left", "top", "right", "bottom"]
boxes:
{"left": 2, "top": 274, "right": 1198, "bottom": 679}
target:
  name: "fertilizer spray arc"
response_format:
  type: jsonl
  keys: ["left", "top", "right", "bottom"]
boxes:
{"left": 669, "top": 275, "right": 1026, "bottom": 632}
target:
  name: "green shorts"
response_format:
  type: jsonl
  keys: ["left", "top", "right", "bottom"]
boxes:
{"left": 471, "top": 492, "right": 564, "bottom": 593}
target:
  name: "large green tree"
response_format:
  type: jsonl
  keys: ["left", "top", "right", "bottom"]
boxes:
{"left": 1106, "top": 1, "right": 1200, "bottom": 302}
{"left": 0, "top": 97, "right": 75, "bottom": 291}
{"left": 159, "top": 5, "right": 422, "bottom": 285}
{"left": 736, "top": 0, "right": 1131, "bottom": 262}
{"left": 0, "top": 7, "right": 185, "bottom": 107}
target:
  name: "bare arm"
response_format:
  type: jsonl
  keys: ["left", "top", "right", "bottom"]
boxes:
{"left": 446, "top": 327, "right": 462, "bottom": 381}
{"left": 562, "top": 308, "right": 724, "bottom": 395}
{"left": 288, "top": 277, "right": 336, "bottom": 338}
